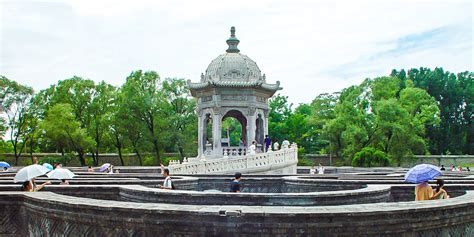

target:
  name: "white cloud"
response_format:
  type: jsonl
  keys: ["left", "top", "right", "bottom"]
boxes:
{"left": 0, "top": 0, "right": 472, "bottom": 104}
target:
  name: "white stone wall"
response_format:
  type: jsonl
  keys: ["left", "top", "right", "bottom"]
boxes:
{"left": 170, "top": 145, "right": 298, "bottom": 175}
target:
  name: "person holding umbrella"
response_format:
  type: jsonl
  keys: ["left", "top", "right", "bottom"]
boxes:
{"left": 47, "top": 167, "right": 75, "bottom": 185}
{"left": 415, "top": 181, "right": 447, "bottom": 201}
{"left": 15, "top": 164, "right": 52, "bottom": 192}
{"left": 21, "top": 179, "right": 51, "bottom": 192}
{"left": 0, "top": 161, "right": 11, "bottom": 171}
{"left": 405, "top": 164, "right": 447, "bottom": 201}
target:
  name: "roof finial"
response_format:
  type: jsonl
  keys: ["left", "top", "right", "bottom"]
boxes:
{"left": 226, "top": 26, "right": 240, "bottom": 53}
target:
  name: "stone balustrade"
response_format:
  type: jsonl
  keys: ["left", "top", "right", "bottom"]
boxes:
{"left": 170, "top": 145, "right": 298, "bottom": 174}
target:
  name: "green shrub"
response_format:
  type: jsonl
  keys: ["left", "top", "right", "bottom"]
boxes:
{"left": 40, "top": 154, "right": 74, "bottom": 166}
{"left": 352, "top": 147, "right": 390, "bottom": 167}
{"left": 297, "top": 147, "right": 305, "bottom": 159}
{"left": 143, "top": 155, "right": 157, "bottom": 166}
{"left": 298, "top": 156, "right": 313, "bottom": 166}
{"left": 162, "top": 156, "right": 180, "bottom": 166}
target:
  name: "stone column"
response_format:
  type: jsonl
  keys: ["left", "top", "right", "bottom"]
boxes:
{"left": 212, "top": 110, "right": 222, "bottom": 158}
{"left": 264, "top": 109, "right": 269, "bottom": 139}
{"left": 246, "top": 107, "right": 256, "bottom": 148}
{"left": 197, "top": 112, "right": 204, "bottom": 157}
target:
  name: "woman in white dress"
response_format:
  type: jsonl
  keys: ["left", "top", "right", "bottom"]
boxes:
{"left": 249, "top": 141, "right": 257, "bottom": 155}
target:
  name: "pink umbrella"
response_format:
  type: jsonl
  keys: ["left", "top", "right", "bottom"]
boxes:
{"left": 99, "top": 163, "right": 111, "bottom": 172}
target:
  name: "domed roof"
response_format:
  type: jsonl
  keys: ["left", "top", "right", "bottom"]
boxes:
{"left": 202, "top": 27, "right": 263, "bottom": 83}
{"left": 188, "top": 27, "right": 281, "bottom": 95}
{"left": 203, "top": 53, "right": 262, "bottom": 82}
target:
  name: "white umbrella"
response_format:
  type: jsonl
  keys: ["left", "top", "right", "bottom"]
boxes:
{"left": 14, "top": 164, "right": 49, "bottom": 183}
{"left": 47, "top": 168, "right": 76, "bottom": 180}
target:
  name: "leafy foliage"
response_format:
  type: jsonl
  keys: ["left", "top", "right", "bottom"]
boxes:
{"left": 352, "top": 147, "right": 390, "bottom": 167}
{"left": 0, "top": 66, "right": 470, "bottom": 167}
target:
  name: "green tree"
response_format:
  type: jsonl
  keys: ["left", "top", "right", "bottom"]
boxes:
{"left": 161, "top": 78, "right": 197, "bottom": 160}
{"left": 121, "top": 70, "right": 166, "bottom": 164}
{"left": 352, "top": 147, "right": 390, "bottom": 167}
{"left": 0, "top": 76, "right": 34, "bottom": 165}
{"left": 393, "top": 67, "right": 473, "bottom": 155}
{"left": 40, "top": 103, "right": 95, "bottom": 166}
{"left": 305, "top": 92, "right": 338, "bottom": 154}
{"left": 268, "top": 94, "right": 293, "bottom": 143}
{"left": 325, "top": 76, "right": 440, "bottom": 165}
{"left": 88, "top": 81, "right": 115, "bottom": 165}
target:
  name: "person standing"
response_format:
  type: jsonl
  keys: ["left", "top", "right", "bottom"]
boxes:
{"left": 239, "top": 138, "right": 245, "bottom": 155}
{"left": 239, "top": 138, "right": 245, "bottom": 148}
{"left": 273, "top": 140, "right": 280, "bottom": 151}
{"left": 249, "top": 141, "right": 257, "bottom": 155}
{"left": 317, "top": 163, "right": 325, "bottom": 174}
{"left": 309, "top": 165, "right": 316, "bottom": 175}
{"left": 230, "top": 172, "right": 242, "bottom": 192}
{"left": 159, "top": 163, "right": 173, "bottom": 190}
{"left": 282, "top": 138, "right": 290, "bottom": 149}
{"left": 264, "top": 135, "right": 271, "bottom": 152}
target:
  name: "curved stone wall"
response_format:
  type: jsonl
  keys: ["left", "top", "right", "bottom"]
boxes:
{"left": 0, "top": 191, "right": 473, "bottom": 236}
{"left": 118, "top": 184, "right": 391, "bottom": 206}
{"left": 1, "top": 167, "right": 474, "bottom": 236}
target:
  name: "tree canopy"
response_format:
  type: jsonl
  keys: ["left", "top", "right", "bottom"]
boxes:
{"left": 0, "top": 66, "right": 471, "bottom": 166}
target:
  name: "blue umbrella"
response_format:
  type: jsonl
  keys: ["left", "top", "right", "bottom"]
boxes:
{"left": 42, "top": 163, "right": 53, "bottom": 171}
{"left": 0, "top": 162, "right": 11, "bottom": 168}
{"left": 404, "top": 164, "right": 441, "bottom": 183}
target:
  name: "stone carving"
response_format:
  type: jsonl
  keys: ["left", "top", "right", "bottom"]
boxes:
{"left": 248, "top": 107, "right": 256, "bottom": 116}
{"left": 201, "top": 96, "right": 212, "bottom": 102}
{"left": 222, "top": 95, "right": 248, "bottom": 101}
{"left": 256, "top": 96, "right": 266, "bottom": 103}
{"left": 223, "top": 69, "right": 244, "bottom": 79}
{"left": 212, "top": 107, "right": 221, "bottom": 115}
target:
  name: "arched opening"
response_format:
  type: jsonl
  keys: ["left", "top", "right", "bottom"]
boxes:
{"left": 222, "top": 110, "right": 247, "bottom": 156}
{"left": 221, "top": 117, "right": 242, "bottom": 146}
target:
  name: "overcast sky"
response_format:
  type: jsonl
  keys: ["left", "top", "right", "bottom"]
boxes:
{"left": 1, "top": 0, "right": 472, "bottom": 105}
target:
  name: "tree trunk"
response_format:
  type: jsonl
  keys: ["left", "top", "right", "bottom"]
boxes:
{"left": 178, "top": 146, "right": 185, "bottom": 162}
{"left": 78, "top": 149, "right": 86, "bottom": 166}
{"left": 95, "top": 149, "right": 99, "bottom": 166}
{"left": 114, "top": 133, "right": 124, "bottom": 165}
{"left": 136, "top": 149, "right": 143, "bottom": 166}
{"left": 152, "top": 138, "right": 161, "bottom": 165}
{"left": 117, "top": 145, "right": 124, "bottom": 166}
{"left": 91, "top": 152, "right": 97, "bottom": 166}
{"left": 29, "top": 139, "right": 34, "bottom": 161}
{"left": 13, "top": 145, "right": 19, "bottom": 166}
{"left": 132, "top": 140, "right": 143, "bottom": 166}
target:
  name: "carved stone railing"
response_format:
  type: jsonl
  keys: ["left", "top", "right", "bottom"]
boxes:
{"left": 222, "top": 146, "right": 247, "bottom": 156}
{"left": 170, "top": 144, "right": 298, "bottom": 174}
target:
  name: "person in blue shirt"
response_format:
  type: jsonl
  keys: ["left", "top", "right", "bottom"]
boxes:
{"left": 264, "top": 135, "right": 271, "bottom": 152}
{"left": 230, "top": 172, "right": 242, "bottom": 192}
